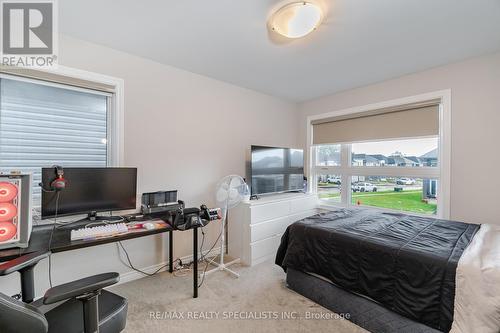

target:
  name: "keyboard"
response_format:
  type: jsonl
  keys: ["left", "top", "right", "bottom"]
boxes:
{"left": 70, "top": 223, "right": 129, "bottom": 241}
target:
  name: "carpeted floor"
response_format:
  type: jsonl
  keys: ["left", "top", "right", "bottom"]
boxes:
{"left": 110, "top": 258, "right": 367, "bottom": 333}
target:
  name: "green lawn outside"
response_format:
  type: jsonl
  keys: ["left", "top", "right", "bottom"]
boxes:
{"left": 319, "top": 190, "right": 437, "bottom": 215}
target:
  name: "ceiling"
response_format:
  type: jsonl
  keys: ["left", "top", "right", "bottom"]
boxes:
{"left": 59, "top": 0, "right": 500, "bottom": 102}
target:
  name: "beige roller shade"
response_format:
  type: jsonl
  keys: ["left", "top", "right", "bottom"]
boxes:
{"left": 312, "top": 104, "right": 439, "bottom": 145}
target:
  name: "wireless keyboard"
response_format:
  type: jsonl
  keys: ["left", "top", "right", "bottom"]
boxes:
{"left": 70, "top": 223, "right": 129, "bottom": 241}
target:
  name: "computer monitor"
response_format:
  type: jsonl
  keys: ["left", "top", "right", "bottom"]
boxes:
{"left": 41, "top": 167, "right": 137, "bottom": 219}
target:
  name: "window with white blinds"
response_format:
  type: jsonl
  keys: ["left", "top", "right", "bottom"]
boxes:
{"left": 0, "top": 76, "right": 110, "bottom": 210}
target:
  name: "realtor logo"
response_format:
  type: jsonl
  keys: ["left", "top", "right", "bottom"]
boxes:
{"left": 1, "top": 0, "right": 58, "bottom": 67}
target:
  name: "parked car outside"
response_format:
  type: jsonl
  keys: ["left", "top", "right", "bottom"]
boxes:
{"left": 396, "top": 178, "right": 416, "bottom": 185}
{"left": 327, "top": 176, "right": 341, "bottom": 184}
{"left": 352, "top": 182, "right": 377, "bottom": 192}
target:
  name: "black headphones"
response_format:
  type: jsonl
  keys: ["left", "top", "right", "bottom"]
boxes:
{"left": 50, "top": 165, "right": 67, "bottom": 191}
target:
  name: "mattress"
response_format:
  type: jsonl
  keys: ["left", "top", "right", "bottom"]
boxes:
{"left": 275, "top": 208, "right": 479, "bottom": 332}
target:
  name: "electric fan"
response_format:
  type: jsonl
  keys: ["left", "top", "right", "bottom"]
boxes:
{"left": 205, "top": 175, "right": 249, "bottom": 278}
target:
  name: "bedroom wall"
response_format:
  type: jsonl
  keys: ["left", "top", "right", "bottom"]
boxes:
{"left": 0, "top": 35, "right": 299, "bottom": 296}
{"left": 298, "top": 51, "right": 500, "bottom": 226}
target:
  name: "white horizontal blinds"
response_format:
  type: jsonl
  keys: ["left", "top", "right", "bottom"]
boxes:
{"left": 312, "top": 104, "right": 440, "bottom": 145}
{"left": 0, "top": 77, "right": 108, "bottom": 207}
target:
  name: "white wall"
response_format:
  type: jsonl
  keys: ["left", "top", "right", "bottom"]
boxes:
{"left": 3, "top": 37, "right": 499, "bottom": 299}
{"left": 299, "top": 51, "right": 500, "bottom": 225}
{"left": 0, "top": 35, "right": 299, "bottom": 297}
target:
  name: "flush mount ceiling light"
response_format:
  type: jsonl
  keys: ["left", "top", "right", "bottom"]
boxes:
{"left": 270, "top": 2, "right": 323, "bottom": 39}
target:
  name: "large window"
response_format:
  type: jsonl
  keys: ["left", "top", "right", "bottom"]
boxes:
{"left": 314, "top": 138, "right": 440, "bottom": 216}
{"left": 0, "top": 75, "right": 113, "bottom": 213}
{"left": 311, "top": 100, "right": 447, "bottom": 217}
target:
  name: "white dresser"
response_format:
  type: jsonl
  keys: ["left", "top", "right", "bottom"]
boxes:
{"left": 228, "top": 193, "right": 319, "bottom": 266}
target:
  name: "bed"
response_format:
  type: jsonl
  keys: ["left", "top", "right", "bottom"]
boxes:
{"left": 275, "top": 208, "right": 500, "bottom": 333}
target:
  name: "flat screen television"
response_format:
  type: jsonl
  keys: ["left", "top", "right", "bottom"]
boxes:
{"left": 249, "top": 145, "right": 304, "bottom": 196}
{"left": 41, "top": 167, "right": 137, "bottom": 219}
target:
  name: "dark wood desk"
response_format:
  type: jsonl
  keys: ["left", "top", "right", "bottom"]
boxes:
{"left": 0, "top": 220, "right": 201, "bottom": 298}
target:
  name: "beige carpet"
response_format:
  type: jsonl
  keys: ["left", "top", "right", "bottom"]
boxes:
{"left": 110, "top": 258, "right": 367, "bottom": 333}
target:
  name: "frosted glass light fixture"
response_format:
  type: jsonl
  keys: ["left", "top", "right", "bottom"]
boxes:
{"left": 270, "top": 2, "right": 323, "bottom": 39}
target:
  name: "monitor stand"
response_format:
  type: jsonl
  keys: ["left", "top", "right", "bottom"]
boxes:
{"left": 85, "top": 211, "right": 123, "bottom": 222}
{"left": 58, "top": 212, "right": 125, "bottom": 230}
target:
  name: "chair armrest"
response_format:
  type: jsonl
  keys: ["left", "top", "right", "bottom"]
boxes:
{"left": 0, "top": 251, "right": 50, "bottom": 276}
{"left": 43, "top": 272, "right": 120, "bottom": 305}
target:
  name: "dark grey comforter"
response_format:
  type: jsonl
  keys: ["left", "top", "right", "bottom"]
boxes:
{"left": 275, "top": 209, "right": 479, "bottom": 332}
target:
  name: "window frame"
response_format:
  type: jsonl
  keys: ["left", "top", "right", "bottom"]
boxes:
{"left": 0, "top": 65, "right": 124, "bottom": 167}
{"left": 306, "top": 90, "right": 451, "bottom": 219}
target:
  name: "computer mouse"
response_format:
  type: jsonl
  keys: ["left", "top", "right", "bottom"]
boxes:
{"left": 143, "top": 222, "right": 156, "bottom": 230}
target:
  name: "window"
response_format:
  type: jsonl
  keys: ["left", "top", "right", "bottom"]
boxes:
{"left": 350, "top": 176, "right": 438, "bottom": 215}
{"left": 315, "top": 144, "right": 342, "bottom": 203}
{"left": 0, "top": 75, "right": 114, "bottom": 213}
{"left": 316, "top": 144, "right": 341, "bottom": 166}
{"left": 317, "top": 174, "right": 341, "bottom": 204}
{"left": 310, "top": 99, "right": 447, "bottom": 217}
{"left": 314, "top": 139, "right": 440, "bottom": 216}
{"left": 351, "top": 137, "right": 438, "bottom": 167}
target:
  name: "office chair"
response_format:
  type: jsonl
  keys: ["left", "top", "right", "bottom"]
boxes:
{"left": 0, "top": 251, "right": 128, "bottom": 333}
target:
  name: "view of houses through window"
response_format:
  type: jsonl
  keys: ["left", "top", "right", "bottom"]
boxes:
{"left": 315, "top": 137, "right": 440, "bottom": 215}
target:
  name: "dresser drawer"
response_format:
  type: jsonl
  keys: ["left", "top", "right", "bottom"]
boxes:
{"left": 250, "top": 201, "right": 290, "bottom": 224}
{"left": 250, "top": 235, "right": 282, "bottom": 263}
{"left": 250, "top": 216, "right": 290, "bottom": 243}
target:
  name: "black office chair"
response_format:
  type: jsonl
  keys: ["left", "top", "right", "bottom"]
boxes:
{"left": 0, "top": 251, "right": 128, "bottom": 333}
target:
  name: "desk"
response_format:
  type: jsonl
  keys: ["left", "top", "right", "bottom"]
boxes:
{"left": 0, "top": 220, "right": 202, "bottom": 298}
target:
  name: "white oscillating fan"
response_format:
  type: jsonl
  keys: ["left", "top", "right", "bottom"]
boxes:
{"left": 205, "top": 175, "right": 249, "bottom": 278}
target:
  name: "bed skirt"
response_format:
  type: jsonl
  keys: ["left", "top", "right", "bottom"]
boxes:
{"left": 286, "top": 268, "right": 443, "bottom": 333}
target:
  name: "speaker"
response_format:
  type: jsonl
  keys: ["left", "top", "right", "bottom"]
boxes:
{"left": 0, "top": 173, "right": 33, "bottom": 249}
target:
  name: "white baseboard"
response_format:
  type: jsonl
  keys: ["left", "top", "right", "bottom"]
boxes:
{"left": 117, "top": 246, "right": 222, "bottom": 285}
